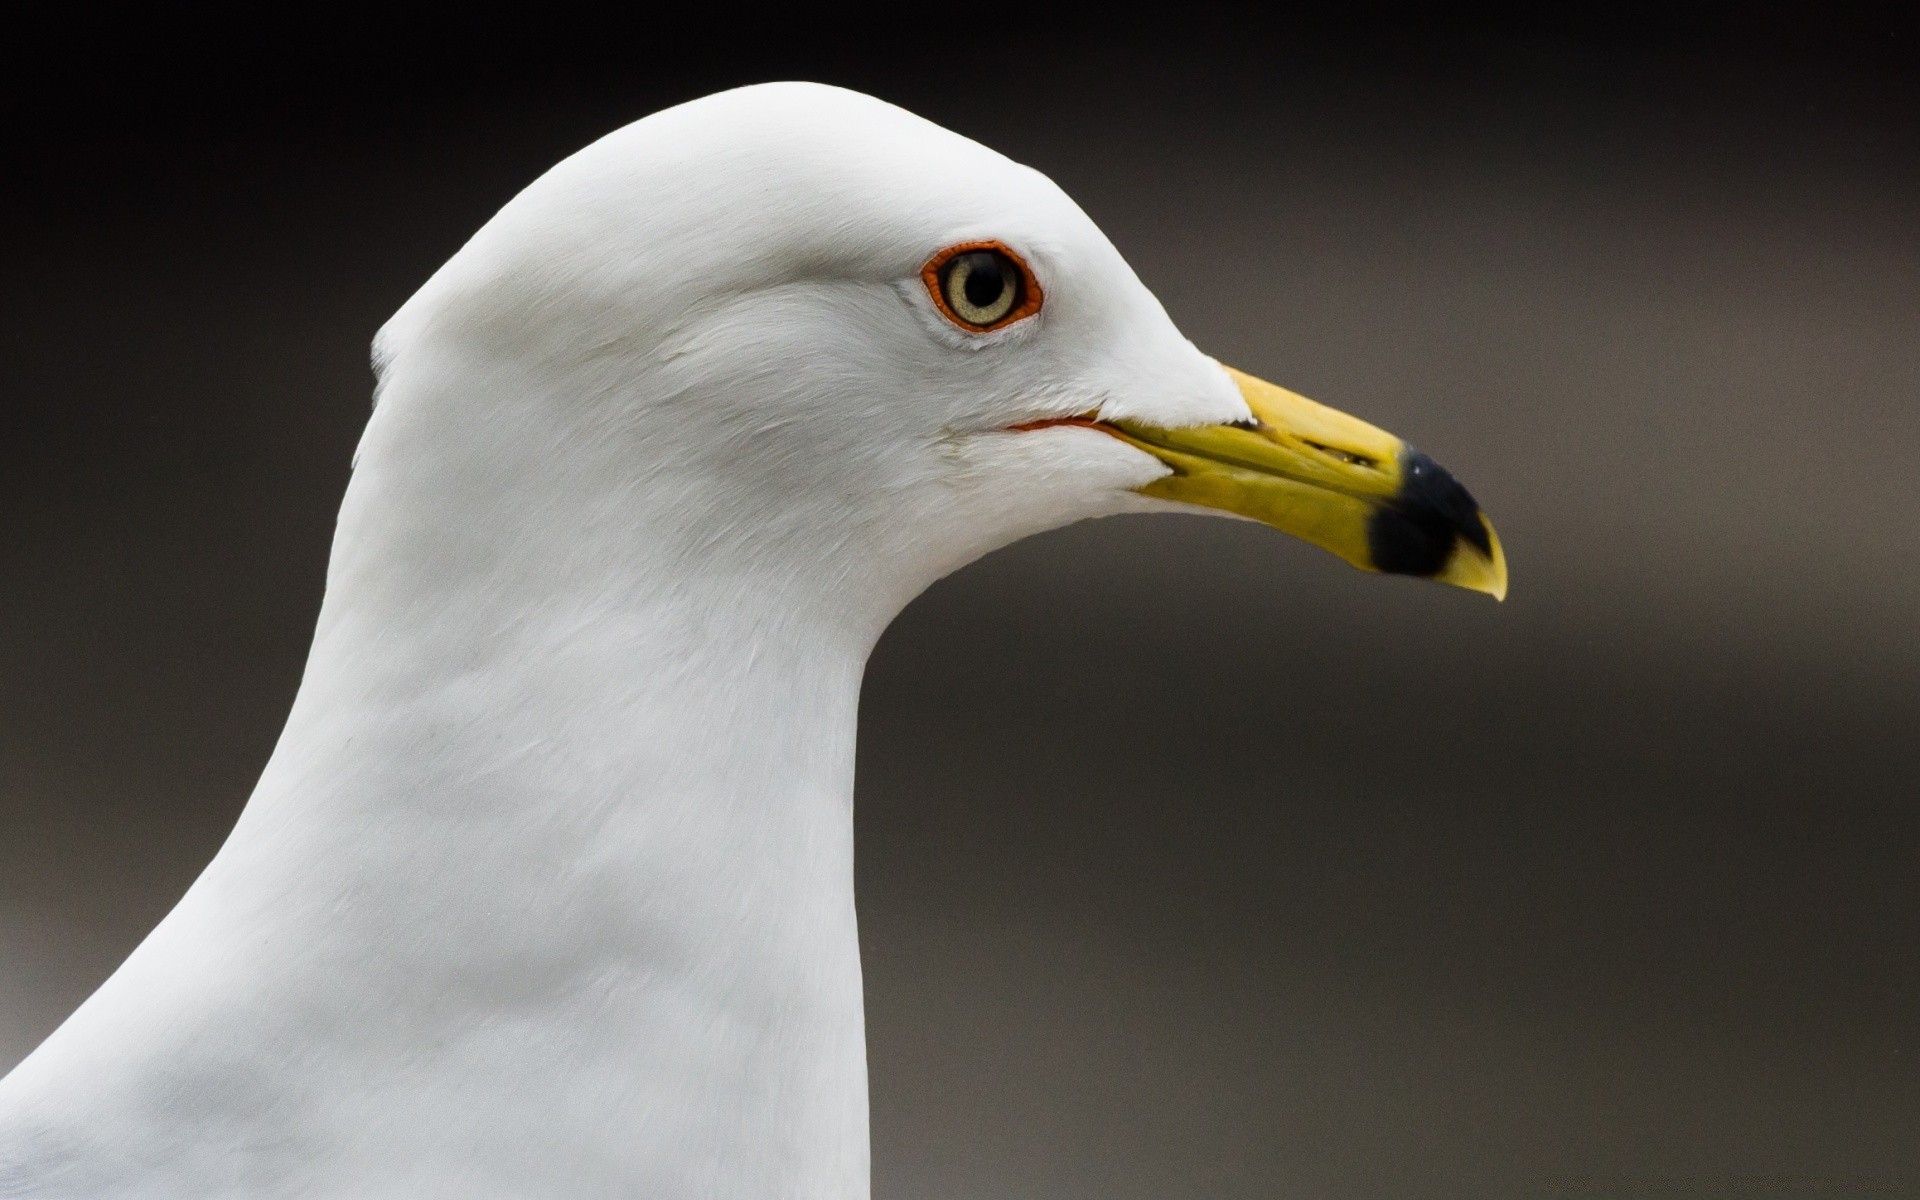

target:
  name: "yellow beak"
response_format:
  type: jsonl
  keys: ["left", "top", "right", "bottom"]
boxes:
{"left": 1112, "top": 366, "right": 1507, "bottom": 599}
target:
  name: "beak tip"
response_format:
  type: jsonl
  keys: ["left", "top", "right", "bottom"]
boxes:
{"left": 1364, "top": 454, "right": 1508, "bottom": 602}
{"left": 1462, "top": 520, "right": 1509, "bottom": 602}
{"left": 1425, "top": 515, "right": 1507, "bottom": 601}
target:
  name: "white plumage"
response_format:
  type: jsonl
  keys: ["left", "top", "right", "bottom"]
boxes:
{"left": 0, "top": 80, "right": 1505, "bottom": 1199}
{"left": 0, "top": 83, "right": 1247, "bottom": 1199}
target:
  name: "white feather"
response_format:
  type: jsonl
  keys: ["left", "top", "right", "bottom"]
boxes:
{"left": 0, "top": 82, "right": 1246, "bottom": 1199}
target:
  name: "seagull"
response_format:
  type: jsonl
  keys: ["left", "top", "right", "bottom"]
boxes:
{"left": 0, "top": 82, "right": 1505, "bottom": 1198}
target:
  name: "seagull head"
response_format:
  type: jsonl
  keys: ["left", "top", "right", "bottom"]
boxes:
{"left": 365, "top": 82, "right": 1504, "bottom": 634}
{"left": 0, "top": 85, "right": 1514, "bottom": 1196}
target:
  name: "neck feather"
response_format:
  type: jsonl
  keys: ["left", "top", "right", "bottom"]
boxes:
{"left": 0, "top": 414, "right": 883, "bottom": 1199}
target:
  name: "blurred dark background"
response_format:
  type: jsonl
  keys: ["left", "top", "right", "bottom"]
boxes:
{"left": 3, "top": 5, "right": 1916, "bottom": 1196}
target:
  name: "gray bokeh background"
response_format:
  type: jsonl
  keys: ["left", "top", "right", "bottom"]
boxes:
{"left": 3, "top": 11, "right": 1916, "bottom": 1197}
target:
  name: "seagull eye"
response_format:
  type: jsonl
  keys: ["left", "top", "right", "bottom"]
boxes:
{"left": 922, "top": 241, "right": 1043, "bottom": 332}
{"left": 945, "top": 252, "right": 1017, "bottom": 324}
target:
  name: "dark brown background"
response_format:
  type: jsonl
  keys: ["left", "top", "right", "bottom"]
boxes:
{"left": 3, "top": 6, "right": 1916, "bottom": 1197}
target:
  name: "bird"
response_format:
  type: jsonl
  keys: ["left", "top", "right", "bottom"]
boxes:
{"left": 0, "top": 82, "right": 1505, "bottom": 1198}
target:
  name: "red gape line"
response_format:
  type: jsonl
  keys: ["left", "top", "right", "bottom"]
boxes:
{"left": 1006, "top": 412, "right": 1117, "bottom": 435}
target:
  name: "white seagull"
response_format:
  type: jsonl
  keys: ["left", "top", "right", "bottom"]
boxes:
{"left": 0, "top": 83, "right": 1505, "bottom": 1198}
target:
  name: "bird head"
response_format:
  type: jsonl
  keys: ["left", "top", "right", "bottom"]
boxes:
{"left": 365, "top": 82, "right": 1505, "bottom": 628}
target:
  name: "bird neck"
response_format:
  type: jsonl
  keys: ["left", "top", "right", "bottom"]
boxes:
{"left": 0, "top": 526, "right": 881, "bottom": 1198}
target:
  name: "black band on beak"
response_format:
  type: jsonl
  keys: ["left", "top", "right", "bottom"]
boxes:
{"left": 1366, "top": 449, "right": 1493, "bottom": 578}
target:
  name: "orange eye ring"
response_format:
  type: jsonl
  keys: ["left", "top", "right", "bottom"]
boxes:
{"left": 922, "top": 241, "right": 1044, "bottom": 332}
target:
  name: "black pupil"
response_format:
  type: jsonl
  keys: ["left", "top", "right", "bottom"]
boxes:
{"left": 960, "top": 253, "right": 1008, "bottom": 309}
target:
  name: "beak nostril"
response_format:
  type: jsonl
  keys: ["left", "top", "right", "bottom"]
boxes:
{"left": 1303, "top": 439, "right": 1378, "bottom": 470}
{"left": 1227, "top": 418, "right": 1261, "bottom": 432}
